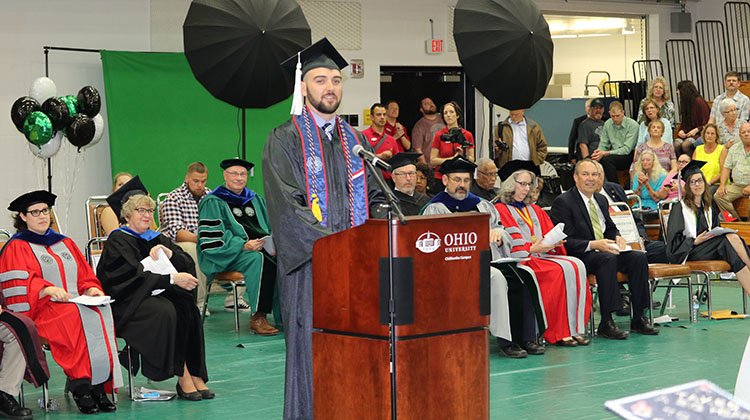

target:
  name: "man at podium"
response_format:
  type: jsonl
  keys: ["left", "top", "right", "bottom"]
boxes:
{"left": 421, "top": 156, "right": 546, "bottom": 358}
{"left": 263, "top": 38, "right": 386, "bottom": 419}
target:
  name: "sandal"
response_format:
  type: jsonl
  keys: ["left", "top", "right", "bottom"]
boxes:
{"left": 555, "top": 337, "right": 578, "bottom": 347}
{"left": 572, "top": 335, "right": 591, "bottom": 346}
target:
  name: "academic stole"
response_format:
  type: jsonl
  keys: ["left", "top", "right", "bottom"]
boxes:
{"left": 293, "top": 106, "right": 369, "bottom": 228}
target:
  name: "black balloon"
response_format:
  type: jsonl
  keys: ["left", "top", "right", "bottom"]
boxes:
{"left": 76, "top": 86, "right": 101, "bottom": 117}
{"left": 41, "top": 97, "right": 71, "bottom": 131}
{"left": 10, "top": 96, "right": 41, "bottom": 132}
{"left": 66, "top": 113, "right": 95, "bottom": 149}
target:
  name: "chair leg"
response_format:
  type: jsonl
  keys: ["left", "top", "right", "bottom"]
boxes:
{"left": 42, "top": 383, "right": 49, "bottom": 412}
{"left": 589, "top": 285, "right": 596, "bottom": 340}
{"left": 743, "top": 289, "right": 748, "bottom": 314}
{"left": 18, "top": 384, "right": 24, "bottom": 408}
{"left": 202, "top": 278, "right": 212, "bottom": 323}
{"left": 706, "top": 272, "right": 713, "bottom": 320}
{"left": 127, "top": 345, "right": 134, "bottom": 400}
{"left": 232, "top": 282, "right": 240, "bottom": 332}
{"left": 648, "top": 279, "right": 655, "bottom": 326}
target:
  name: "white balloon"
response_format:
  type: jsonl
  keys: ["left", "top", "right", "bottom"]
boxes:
{"left": 28, "top": 131, "right": 63, "bottom": 159}
{"left": 82, "top": 114, "right": 105, "bottom": 151}
{"left": 28, "top": 77, "right": 58, "bottom": 103}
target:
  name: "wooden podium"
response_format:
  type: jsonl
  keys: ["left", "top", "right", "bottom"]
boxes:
{"left": 312, "top": 213, "right": 490, "bottom": 419}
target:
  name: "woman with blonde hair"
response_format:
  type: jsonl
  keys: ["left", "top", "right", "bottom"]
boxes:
{"left": 100, "top": 172, "right": 133, "bottom": 235}
{"left": 632, "top": 149, "right": 668, "bottom": 210}
{"left": 637, "top": 76, "right": 675, "bottom": 128}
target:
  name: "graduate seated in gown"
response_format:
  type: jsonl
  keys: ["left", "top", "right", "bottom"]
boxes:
{"left": 197, "top": 158, "right": 279, "bottom": 336}
{"left": 390, "top": 152, "right": 430, "bottom": 216}
{"left": 666, "top": 162, "right": 750, "bottom": 296}
{"left": 0, "top": 191, "right": 120, "bottom": 415}
{"left": 421, "top": 156, "right": 547, "bottom": 358}
{"left": 495, "top": 160, "right": 592, "bottom": 347}
{"left": 96, "top": 177, "right": 213, "bottom": 402}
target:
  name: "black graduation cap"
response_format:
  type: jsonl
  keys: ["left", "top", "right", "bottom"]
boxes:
{"left": 389, "top": 152, "right": 422, "bottom": 171}
{"left": 8, "top": 190, "right": 56, "bottom": 212}
{"left": 106, "top": 175, "right": 148, "bottom": 219}
{"left": 281, "top": 37, "right": 348, "bottom": 76}
{"left": 220, "top": 158, "right": 254, "bottom": 171}
{"left": 498, "top": 160, "right": 541, "bottom": 181}
{"left": 679, "top": 160, "right": 707, "bottom": 181}
{"left": 439, "top": 155, "right": 477, "bottom": 174}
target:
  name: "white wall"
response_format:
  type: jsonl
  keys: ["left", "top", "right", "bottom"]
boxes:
{"left": 0, "top": 1, "right": 151, "bottom": 246}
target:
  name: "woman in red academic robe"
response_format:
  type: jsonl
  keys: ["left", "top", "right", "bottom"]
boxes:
{"left": 0, "top": 191, "right": 121, "bottom": 415}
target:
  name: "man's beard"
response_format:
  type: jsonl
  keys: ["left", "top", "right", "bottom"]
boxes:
{"left": 308, "top": 92, "right": 340, "bottom": 114}
{"left": 422, "top": 108, "right": 437, "bottom": 115}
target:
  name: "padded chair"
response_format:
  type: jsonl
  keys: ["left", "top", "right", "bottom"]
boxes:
{"left": 202, "top": 271, "right": 246, "bottom": 332}
{"left": 658, "top": 201, "right": 748, "bottom": 320}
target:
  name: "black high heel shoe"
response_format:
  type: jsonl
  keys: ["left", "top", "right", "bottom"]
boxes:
{"left": 176, "top": 383, "right": 202, "bottom": 401}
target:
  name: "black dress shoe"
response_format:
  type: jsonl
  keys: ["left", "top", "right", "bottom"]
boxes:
{"left": 0, "top": 391, "right": 32, "bottom": 420}
{"left": 91, "top": 388, "right": 117, "bottom": 412}
{"left": 499, "top": 343, "right": 528, "bottom": 358}
{"left": 521, "top": 341, "right": 546, "bottom": 355}
{"left": 631, "top": 316, "right": 660, "bottom": 335}
{"left": 72, "top": 391, "right": 100, "bottom": 415}
{"left": 176, "top": 383, "right": 203, "bottom": 401}
{"left": 597, "top": 319, "right": 629, "bottom": 340}
{"left": 197, "top": 388, "right": 216, "bottom": 399}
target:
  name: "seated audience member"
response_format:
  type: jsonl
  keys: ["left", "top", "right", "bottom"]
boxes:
{"left": 197, "top": 159, "right": 279, "bottom": 335}
{"left": 421, "top": 156, "right": 546, "bottom": 358}
{"left": 666, "top": 164, "right": 750, "bottom": 296}
{"left": 577, "top": 98, "right": 605, "bottom": 160}
{"left": 97, "top": 178, "right": 212, "bottom": 401}
{"left": 100, "top": 172, "right": 133, "bottom": 235}
{"left": 384, "top": 100, "right": 411, "bottom": 152}
{"left": 675, "top": 80, "right": 711, "bottom": 156}
{"left": 717, "top": 99, "right": 742, "bottom": 169}
{"left": 636, "top": 76, "right": 676, "bottom": 128}
{"left": 709, "top": 71, "right": 750, "bottom": 125}
{"left": 632, "top": 150, "right": 668, "bottom": 210}
{"left": 637, "top": 99, "right": 673, "bottom": 147}
{"left": 0, "top": 191, "right": 120, "bottom": 414}
{"left": 693, "top": 123, "right": 723, "bottom": 196}
{"left": 592, "top": 160, "right": 668, "bottom": 264}
{"left": 430, "top": 101, "right": 475, "bottom": 181}
{"left": 549, "top": 160, "right": 659, "bottom": 339}
{"left": 494, "top": 109, "right": 548, "bottom": 168}
{"left": 411, "top": 97, "right": 445, "bottom": 165}
{"left": 415, "top": 162, "right": 434, "bottom": 198}
{"left": 0, "top": 299, "right": 49, "bottom": 420}
{"left": 362, "top": 103, "right": 401, "bottom": 180}
{"left": 567, "top": 99, "right": 591, "bottom": 163}
{"left": 495, "top": 160, "right": 590, "bottom": 347}
{"left": 390, "top": 152, "right": 430, "bottom": 216}
{"left": 471, "top": 158, "right": 500, "bottom": 201}
{"left": 592, "top": 101, "right": 639, "bottom": 183}
{"left": 715, "top": 122, "right": 750, "bottom": 220}
{"left": 631, "top": 119, "right": 678, "bottom": 176}
{"left": 659, "top": 154, "right": 691, "bottom": 201}
{"left": 159, "top": 162, "right": 212, "bottom": 314}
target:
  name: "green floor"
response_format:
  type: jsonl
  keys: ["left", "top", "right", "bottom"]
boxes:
{"left": 18, "top": 282, "right": 750, "bottom": 419}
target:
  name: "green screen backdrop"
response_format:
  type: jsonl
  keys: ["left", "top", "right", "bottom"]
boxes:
{"left": 101, "top": 50, "right": 291, "bottom": 198}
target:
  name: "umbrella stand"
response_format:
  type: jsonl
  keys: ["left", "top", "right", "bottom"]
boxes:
{"left": 241, "top": 108, "right": 246, "bottom": 160}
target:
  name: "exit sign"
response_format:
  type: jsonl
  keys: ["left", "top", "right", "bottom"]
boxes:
{"left": 425, "top": 39, "right": 444, "bottom": 54}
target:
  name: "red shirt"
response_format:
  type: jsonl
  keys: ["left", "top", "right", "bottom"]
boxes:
{"left": 384, "top": 121, "right": 410, "bottom": 153}
{"left": 430, "top": 127, "right": 475, "bottom": 178}
{"left": 362, "top": 126, "right": 400, "bottom": 179}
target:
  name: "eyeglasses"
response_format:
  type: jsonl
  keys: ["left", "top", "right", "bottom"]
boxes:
{"left": 225, "top": 170, "right": 248, "bottom": 178}
{"left": 26, "top": 207, "right": 50, "bottom": 217}
{"left": 393, "top": 171, "right": 417, "bottom": 178}
{"left": 134, "top": 208, "right": 155, "bottom": 215}
{"left": 515, "top": 181, "right": 533, "bottom": 187}
{"left": 689, "top": 179, "right": 705, "bottom": 185}
{"left": 478, "top": 170, "right": 498, "bottom": 178}
{"left": 678, "top": 160, "right": 691, "bottom": 165}
{"left": 448, "top": 176, "right": 472, "bottom": 184}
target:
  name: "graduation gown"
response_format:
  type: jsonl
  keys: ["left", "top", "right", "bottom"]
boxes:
{"left": 0, "top": 231, "right": 121, "bottom": 388}
{"left": 394, "top": 189, "right": 430, "bottom": 216}
{"left": 666, "top": 201, "right": 747, "bottom": 273}
{"left": 263, "top": 119, "right": 386, "bottom": 419}
{"left": 496, "top": 202, "right": 591, "bottom": 343}
{"left": 97, "top": 229, "right": 207, "bottom": 382}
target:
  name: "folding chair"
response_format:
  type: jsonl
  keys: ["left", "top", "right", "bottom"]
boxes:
{"left": 202, "top": 271, "right": 246, "bottom": 332}
{"left": 658, "top": 200, "right": 748, "bottom": 320}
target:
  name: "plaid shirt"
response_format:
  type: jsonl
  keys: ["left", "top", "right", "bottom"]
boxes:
{"left": 159, "top": 183, "right": 210, "bottom": 240}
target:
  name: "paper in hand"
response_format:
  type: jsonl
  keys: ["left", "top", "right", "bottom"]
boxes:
{"left": 260, "top": 235, "right": 276, "bottom": 256}
{"left": 541, "top": 223, "right": 567, "bottom": 246}
{"left": 69, "top": 295, "right": 114, "bottom": 306}
{"left": 140, "top": 248, "right": 176, "bottom": 296}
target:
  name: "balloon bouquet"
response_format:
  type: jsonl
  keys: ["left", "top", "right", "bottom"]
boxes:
{"left": 10, "top": 77, "right": 105, "bottom": 159}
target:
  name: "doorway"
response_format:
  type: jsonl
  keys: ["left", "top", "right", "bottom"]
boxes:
{"left": 379, "top": 66, "right": 475, "bottom": 138}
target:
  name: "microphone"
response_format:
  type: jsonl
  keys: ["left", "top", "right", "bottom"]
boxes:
{"left": 352, "top": 144, "right": 392, "bottom": 172}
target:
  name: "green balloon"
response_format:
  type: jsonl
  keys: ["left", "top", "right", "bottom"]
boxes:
{"left": 60, "top": 95, "right": 78, "bottom": 117}
{"left": 22, "top": 111, "right": 53, "bottom": 146}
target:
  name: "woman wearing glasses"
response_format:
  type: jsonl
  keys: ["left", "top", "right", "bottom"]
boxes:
{"left": 0, "top": 190, "right": 120, "bottom": 414}
{"left": 666, "top": 165, "right": 750, "bottom": 296}
{"left": 494, "top": 161, "right": 591, "bottom": 348}
{"left": 96, "top": 176, "right": 211, "bottom": 401}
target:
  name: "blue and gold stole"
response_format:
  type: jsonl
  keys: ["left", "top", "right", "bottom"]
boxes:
{"left": 293, "top": 106, "right": 368, "bottom": 228}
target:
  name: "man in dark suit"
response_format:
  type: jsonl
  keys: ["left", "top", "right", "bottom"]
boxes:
{"left": 549, "top": 159, "right": 658, "bottom": 339}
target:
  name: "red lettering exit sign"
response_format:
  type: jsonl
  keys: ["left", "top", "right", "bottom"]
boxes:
{"left": 425, "top": 39, "right": 444, "bottom": 54}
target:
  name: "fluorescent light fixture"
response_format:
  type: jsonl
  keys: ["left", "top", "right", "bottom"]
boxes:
{"left": 551, "top": 34, "right": 578, "bottom": 39}
{"left": 551, "top": 33, "right": 611, "bottom": 39}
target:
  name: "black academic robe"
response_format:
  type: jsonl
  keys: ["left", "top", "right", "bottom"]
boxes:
{"left": 470, "top": 182, "right": 498, "bottom": 202}
{"left": 665, "top": 201, "right": 746, "bottom": 272}
{"left": 263, "top": 119, "right": 386, "bottom": 419}
{"left": 97, "top": 230, "right": 207, "bottom": 382}
{"left": 394, "top": 189, "right": 430, "bottom": 216}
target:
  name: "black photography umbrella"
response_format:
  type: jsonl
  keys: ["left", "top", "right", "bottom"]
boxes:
{"left": 453, "top": 0, "right": 553, "bottom": 110}
{"left": 183, "top": 0, "right": 311, "bottom": 109}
